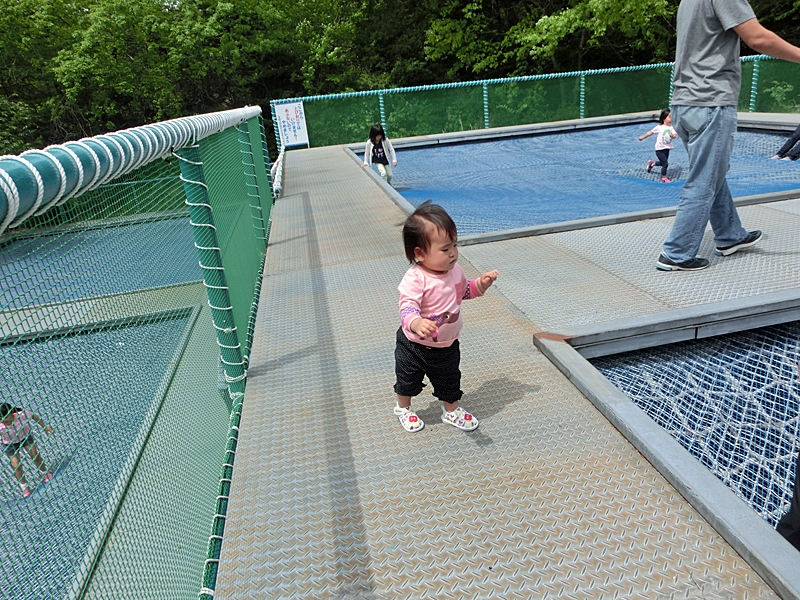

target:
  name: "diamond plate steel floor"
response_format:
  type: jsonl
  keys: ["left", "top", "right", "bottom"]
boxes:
{"left": 462, "top": 200, "right": 800, "bottom": 333}
{"left": 214, "top": 146, "right": 781, "bottom": 599}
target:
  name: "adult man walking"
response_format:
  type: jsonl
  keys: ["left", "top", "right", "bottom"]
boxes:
{"left": 657, "top": 0, "right": 800, "bottom": 271}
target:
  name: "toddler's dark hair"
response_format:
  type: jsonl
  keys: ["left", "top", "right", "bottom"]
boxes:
{"left": 0, "top": 403, "right": 21, "bottom": 419}
{"left": 402, "top": 201, "right": 457, "bottom": 264}
{"left": 659, "top": 108, "right": 671, "bottom": 124}
{"left": 369, "top": 123, "right": 386, "bottom": 144}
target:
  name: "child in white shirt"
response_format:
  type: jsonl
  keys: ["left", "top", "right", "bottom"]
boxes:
{"left": 639, "top": 108, "right": 678, "bottom": 182}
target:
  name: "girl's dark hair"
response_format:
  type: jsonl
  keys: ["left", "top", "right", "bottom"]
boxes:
{"left": 0, "top": 403, "right": 21, "bottom": 419}
{"left": 369, "top": 123, "right": 386, "bottom": 144}
{"left": 659, "top": 108, "right": 671, "bottom": 125}
{"left": 402, "top": 201, "right": 457, "bottom": 264}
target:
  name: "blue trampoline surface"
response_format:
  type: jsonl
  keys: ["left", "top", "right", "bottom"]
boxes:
{"left": 381, "top": 124, "right": 800, "bottom": 235}
{"left": 0, "top": 317, "right": 190, "bottom": 600}
{"left": 0, "top": 217, "right": 201, "bottom": 310}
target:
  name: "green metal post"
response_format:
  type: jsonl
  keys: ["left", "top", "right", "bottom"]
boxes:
{"left": 580, "top": 74, "right": 586, "bottom": 118}
{"left": 483, "top": 84, "right": 490, "bottom": 128}
{"left": 175, "top": 144, "right": 246, "bottom": 600}
{"left": 749, "top": 59, "right": 760, "bottom": 112}
{"left": 379, "top": 93, "right": 387, "bottom": 133}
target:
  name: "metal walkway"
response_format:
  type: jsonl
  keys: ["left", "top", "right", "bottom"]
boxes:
{"left": 214, "top": 144, "right": 796, "bottom": 599}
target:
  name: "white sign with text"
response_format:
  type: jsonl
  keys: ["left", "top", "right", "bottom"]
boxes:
{"left": 276, "top": 101, "right": 309, "bottom": 147}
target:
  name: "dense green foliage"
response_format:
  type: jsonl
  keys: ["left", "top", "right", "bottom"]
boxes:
{"left": 1, "top": 0, "right": 798, "bottom": 156}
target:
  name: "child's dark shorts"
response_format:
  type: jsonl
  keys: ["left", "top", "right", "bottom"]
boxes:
{"left": 3, "top": 434, "right": 34, "bottom": 457}
{"left": 394, "top": 327, "right": 463, "bottom": 403}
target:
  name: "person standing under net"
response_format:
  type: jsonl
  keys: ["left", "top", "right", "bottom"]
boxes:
{"left": 657, "top": 0, "right": 800, "bottom": 272}
{"left": 775, "top": 359, "right": 800, "bottom": 551}
{"left": 778, "top": 447, "right": 800, "bottom": 551}
{"left": 1, "top": 403, "right": 54, "bottom": 498}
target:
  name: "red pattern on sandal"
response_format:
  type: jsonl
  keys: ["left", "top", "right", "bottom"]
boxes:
{"left": 441, "top": 406, "right": 479, "bottom": 431}
{"left": 394, "top": 405, "right": 425, "bottom": 432}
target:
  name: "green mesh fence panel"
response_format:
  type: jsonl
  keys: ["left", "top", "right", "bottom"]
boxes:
{"left": 303, "top": 95, "right": 381, "bottom": 147}
{"left": 584, "top": 67, "right": 673, "bottom": 117}
{"left": 488, "top": 77, "right": 581, "bottom": 127}
{"left": 285, "top": 58, "right": 798, "bottom": 149}
{"left": 385, "top": 86, "right": 485, "bottom": 138}
{"left": 754, "top": 60, "right": 800, "bottom": 113}
{"left": 0, "top": 110, "right": 272, "bottom": 600}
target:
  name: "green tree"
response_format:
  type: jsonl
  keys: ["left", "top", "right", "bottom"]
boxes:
{"left": 0, "top": 0, "right": 82, "bottom": 153}
{"left": 51, "top": 0, "right": 308, "bottom": 142}
{"left": 356, "top": 0, "right": 450, "bottom": 87}
{"left": 424, "top": 0, "right": 545, "bottom": 79}
{"left": 750, "top": 0, "right": 800, "bottom": 49}
{"left": 52, "top": 0, "right": 181, "bottom": 136}
{"left": 511, "top": 0, "right": 677, "bottom": 71}
{"left": 422, "top": 0, "right": 678, "bottom": 79}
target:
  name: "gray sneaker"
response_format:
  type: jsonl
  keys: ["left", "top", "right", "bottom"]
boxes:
{"left": 715, "top": 230, "right": 762, "bottom": 256}
{"left": 656, "top": 254, "right": 710, "bottom": 271}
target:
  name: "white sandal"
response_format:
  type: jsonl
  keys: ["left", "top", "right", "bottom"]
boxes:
{"left": 441, "top": 406, "right": 479, "bottom": 431}
{"left": 394, "top": 405, "right": 424, "bottom": 432}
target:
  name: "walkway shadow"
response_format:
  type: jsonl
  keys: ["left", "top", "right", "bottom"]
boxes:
{"left": 300, "top": 191, "right": 378, "bottom": 598}
{"left": 245, "top": 345, "right": 318, "bottom": 379}
{"left": 416, "top": 376, "right": 540, "bottom": 447}
{"left": 266, "top": 233, "right": 307, "bottom": 247}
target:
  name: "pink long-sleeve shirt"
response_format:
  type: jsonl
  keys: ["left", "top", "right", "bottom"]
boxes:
{"left": 398, "top": 263, "right": 483, "bottom": 348}
{"left": 0, "top": 411, "right": 33, "bottom": 445}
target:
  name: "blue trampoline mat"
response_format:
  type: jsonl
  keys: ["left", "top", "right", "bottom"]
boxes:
{"left": 0, "top": 217, "right": 201, "bottom": 311}
{"left": 380, "top": 124, "right": 800, "bottom": 235}
{"left": 0, "top": 317, "right": 190, "bottom": 600}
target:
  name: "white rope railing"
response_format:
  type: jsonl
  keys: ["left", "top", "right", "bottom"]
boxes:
{"left": 0, "top": 106, "right": 262, "bottom": 235}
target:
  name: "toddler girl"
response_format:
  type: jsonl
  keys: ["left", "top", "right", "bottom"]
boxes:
{"left": 1, "top": 403, "right": 53, "bottom": 498}
{"left": 639, "top": 108, "right": 678, "bottom": 182}
{"left": 394, "top": 201, "right": 498, "bottom": 432}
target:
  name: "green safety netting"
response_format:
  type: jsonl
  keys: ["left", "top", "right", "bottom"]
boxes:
{"left": 304, "top": 95, "right": 382, "bottom": 148}
{"left": 273, "top": 56, "right": 800, "bottom": 150}
{"left": 0, "top": 108, "right": 273, "bottom": 600}
{"left": 488, "top": 76, "right": 581, "bottom": 127}
{"left": 385, "top": 85, "right": 485, "bottom": 138}
{"left": 583, "top": 67, "right": 673, "bottom": 118}
{"left": 753, "top": 59, "right": 800, "bottom": 113}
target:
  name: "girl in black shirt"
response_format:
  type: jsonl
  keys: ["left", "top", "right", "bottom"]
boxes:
{"left": 361, "top": 124, "right": 397, "bottom": 184}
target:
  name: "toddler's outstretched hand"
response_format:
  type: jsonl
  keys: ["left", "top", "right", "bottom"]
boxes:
{"left": 478, "top": 270, "right": 499, "bottom": 293}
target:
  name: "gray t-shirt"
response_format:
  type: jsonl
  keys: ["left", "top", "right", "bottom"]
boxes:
{"left": 671, "top": 0, "right": 756, "bottom": 106}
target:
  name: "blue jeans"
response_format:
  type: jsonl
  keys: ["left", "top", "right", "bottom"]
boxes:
{"left": 662, "top": 105, "right": 747, "bottom": 263}
{"left": 776, "top": 123, "right": 800, "bottom": 160}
